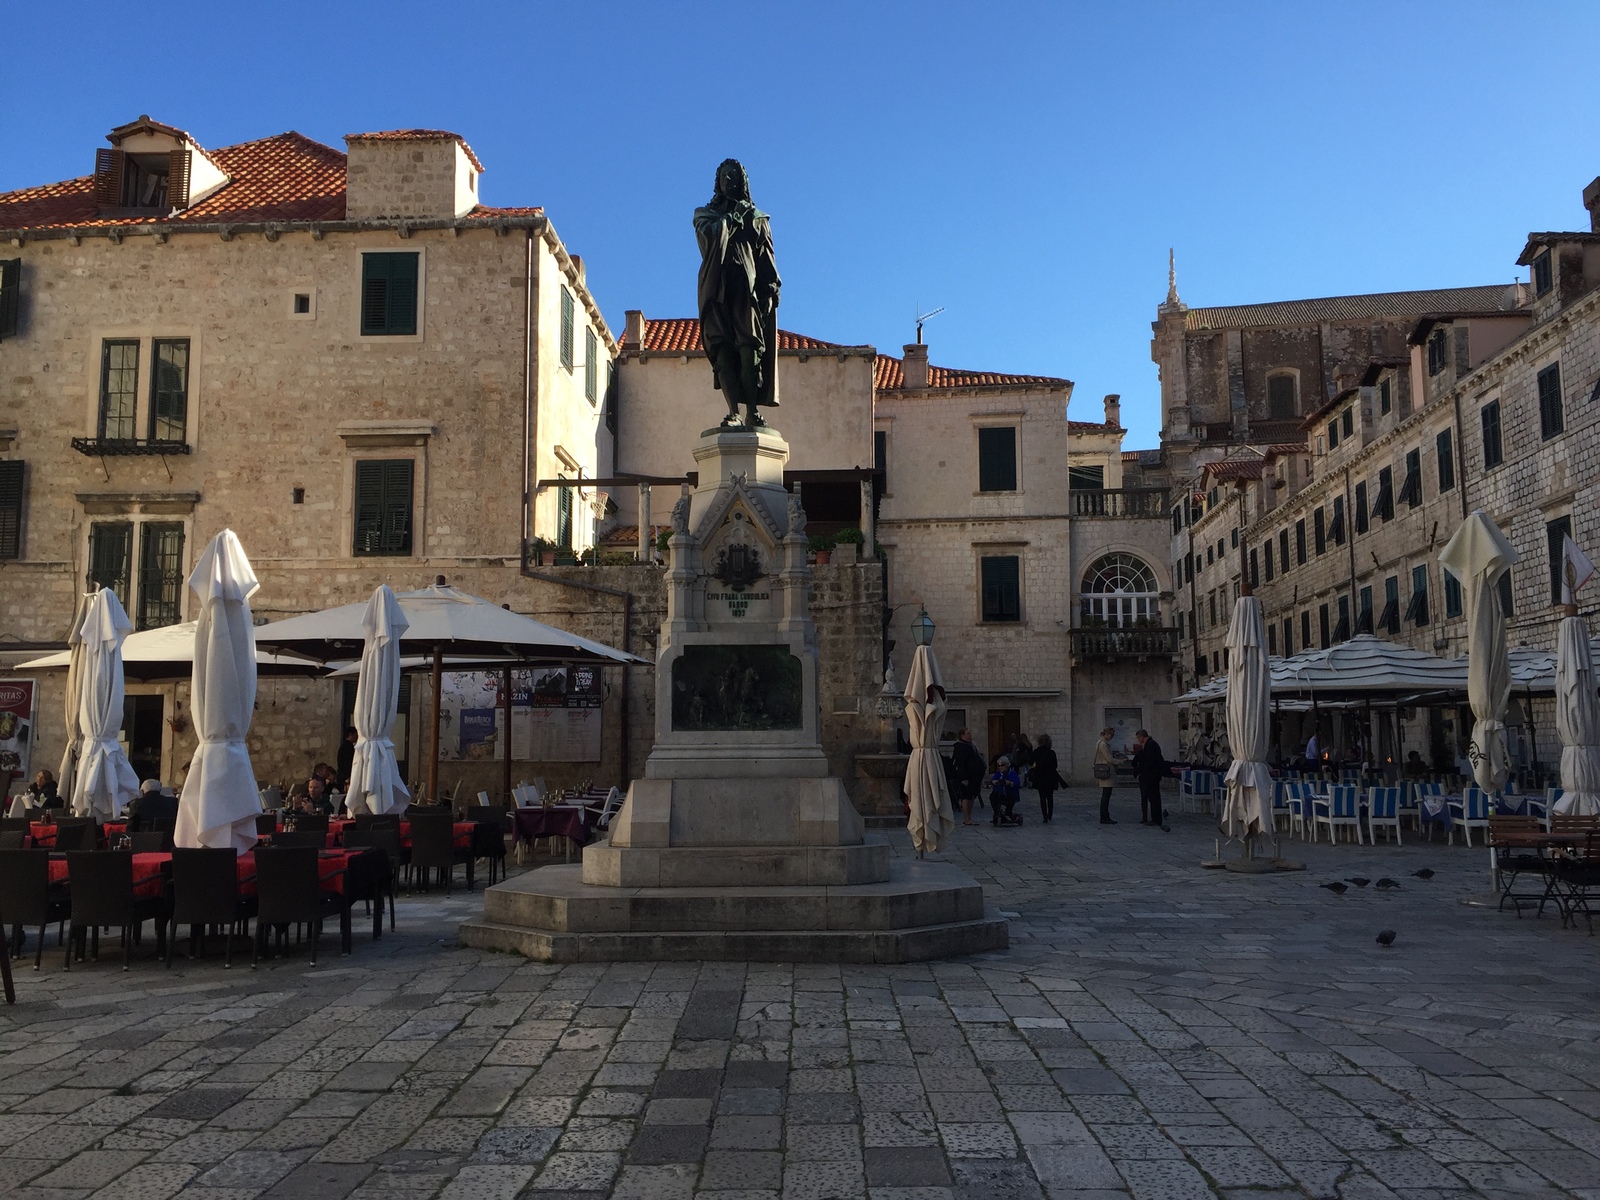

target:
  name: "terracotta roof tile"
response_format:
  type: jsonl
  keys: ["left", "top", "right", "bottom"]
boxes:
{"left": 1202, "top": 460, "right": 1264, "bottom": 482}
{"left": 637, "top": 317, "right": 844, "bottom": 354}
{"left": 345, "top": 129, "right": 485, "bottom": 172}
{"left": 0, "top": 131, "right": 348, "bottom": 229}
{"left": 875, "top": 353, "right": 1071, "bottom": 392}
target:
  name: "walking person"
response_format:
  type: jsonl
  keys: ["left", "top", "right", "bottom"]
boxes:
{"left": 952, "top": 729, "right": 986, "bottom": 826}
{"left": 1031, "top": 734, "right": 1062, "bottom": 823}
{"left": 1010, "top": 733, "right": 1034, "bottom": 784}
{"left": 1130, "top": 729, "right": 1169, "bottom": 830}
{"left": 1094, "top": 727, "right": 1122, "bottom": 824}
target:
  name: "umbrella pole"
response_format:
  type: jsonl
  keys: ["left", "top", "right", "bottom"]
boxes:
{"left": 502, "top": 666, "right": 513, "bottom": 806}
{"left": 428, "top": 646, "right": 443, "bottom": 804}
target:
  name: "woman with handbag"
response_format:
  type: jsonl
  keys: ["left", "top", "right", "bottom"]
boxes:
{"left": 1032, "top": 734, "right": 1063, "bottom": 823}
{"left": 1094, "top": 727, "right": 1122, "bottom": 825}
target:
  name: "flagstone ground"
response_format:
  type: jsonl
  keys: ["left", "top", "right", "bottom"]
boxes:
{"left": 3, "top": 787, "right": 1599, "bottom": 1200}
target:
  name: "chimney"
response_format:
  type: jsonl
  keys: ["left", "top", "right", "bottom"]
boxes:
{"left": 1584, "top": 175, "right": 1600, "bottom": 234}
{"left": 901, "top": 343, "right": 929, "bottom": 390}
{"left": 623, "top": 310, "right": 645, "bottom": 351}
{"left": 1103, "top": 393, "right": 1122, "bottom": 427}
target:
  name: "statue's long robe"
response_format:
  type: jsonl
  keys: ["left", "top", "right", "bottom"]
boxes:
{"left": 694, "top": 199, "right": 781, "bottom": 404}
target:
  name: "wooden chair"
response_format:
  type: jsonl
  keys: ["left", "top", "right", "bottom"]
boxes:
{"left": 1366, "top": 787, "right": 1403, "bottom": 846}
{"left": 1314, "top": 785, "right": 1364, "bottom": 845}
{"left": 1488, "top": 815, "right": 1551, "bottom": 915}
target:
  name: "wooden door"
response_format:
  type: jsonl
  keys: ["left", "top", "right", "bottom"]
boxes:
{"left": 986, "top": 709, "right": 1020, "bottom": 767}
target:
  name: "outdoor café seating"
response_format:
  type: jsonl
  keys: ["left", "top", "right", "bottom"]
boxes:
{"left": 1450, "top": 787, "right": 1491, "bottom": 847}
{"left": 342, "top": 829, "right": 400, "bottom": 930}
{"left": 0, "top": 849, "right": 69, "bottom": 969}
{"left": 409, "top": 811, "right": 473, "bottom": 892}
{"left": 1366, "top": 786, "right": 1403, "bottom": 845}
{"left": 63, "top": 851, "right": 170, "bottom": 970}
{"left": 168, "top": 847, "right": 256, "bottom": 968}
{"left": 1313, "top": 785, "right": 1363, "bottom": 844}
{"left": 252, "top": 846, "right": 351, "bottom": 967}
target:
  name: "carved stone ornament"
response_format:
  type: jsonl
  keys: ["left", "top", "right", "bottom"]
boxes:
{"left": 671, "top": 495, "right": 691, "bottom": 535}
{"left": 713, "top": 542, "right": 765, "bottom": 592}
{"left": 787, "top": 492, "right": 806, "bottom": 536}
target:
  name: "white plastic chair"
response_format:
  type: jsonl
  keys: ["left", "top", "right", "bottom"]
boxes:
{"left": 1367, "top": 786, "right": 1403, "bottom": 846}
{"left": 1314, "top": 785, "right": 1364, "bottom": 845}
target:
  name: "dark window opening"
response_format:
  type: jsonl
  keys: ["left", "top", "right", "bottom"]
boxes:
{"left": 1374, "top": 467, "right": 1394, "bottom": 522}
{"left": 1295, "top": 519, "right": 1307, "bottom": 565}
{"left": 353, "top": 459, "right": 414, "bottom": 556}
{"left": 1335, "top": 596, "right": 1350, "bottom": 642}
{"left": 1342, "top": 408, "right": 1353, "bottom": 439}
{"left": 0, "top": 258, "right": 20, "bottom": 340}
{"left": 1444, "top": 569, "right": 1463, "bottom": 618}
{"left": 1427, "top": 329, "right": 1450, "bottom": 377}
{"left": 1268, "top": 623, "right": 1277, "bottom": 655}
{"left": 875, "top": 431, "right": 888, "bottom": 476}
{"left": 1249, "top": 547, "right": 1259, "bottom": 587}
{"left": 1354, "top": 482, "right": 1369, "bottom": 534}
{"left": 1380, "top": 576, "right": 1400, "bottom": 634}
{"left": 1533, "top": 248, "right": 1553, "bottom": 296}
{"left": 1282, "top": 618, "right": 1293, "bottom": 655}
{"left": 1436, "top": 429, "right": 1455, "bottom": 492}
{"left": 1328, "top": 418, "right": 1340, "bottom": 450}
{"left": 1548, "top": 515, "right": 1574, "bottom": 605}
{"left": 1263, "top": 542, "right": 1274, "bottom": 581}
{"left": 293, "top": 293, "right": 311, "bottom": 314}
{"left": 149, "top": 338, "right": 190, "bottom": 444}
{"left": 1481, "top": 401, "right": 1503, "bottom": 468}
{"left": 1330, "top": 496, "right": 1345, "bottom": 545}
{"left": 1267, "top": 374, "right": 1297, "bottom": 419}
{"left": 360, "top": 252, "right": 419, "bottom": 336}
{"left": 120, "top": 153, "right": 172, "bottom": 209}
{"left": 0, "top": 460, "right": 23, "bottom": 559}
{"left": 1379, "top": 377, "right": 1392, "bottom": 414}
{"left": 1069, "top": 464, "right": 1104, "bottom": 490}
{"left": 291, "top": 487, "right": 305, "bottom": 505}
{"left": 99, "top": 339, "right": 139, "bottom": 440}
{"left": 1538, "top": 363, "right": 1564, "bottom": 440}
{"left": 88, "top": 522, "right": 133, "bottom": 607}
{"left": 1401, "top": 449, "right": 1422, "bottom": 508}
{"left": 1301, "top": 610, "right": 1311, "bottom": 650}
{"left": 1278, "top": 529, "right": 1289, "bottom": 574}
{"left": 1497, "top": 569, "right": 1514, "bottom": 618}
{"left": 1406, "top": 565, "right": 1430, "bottom": 627}
{"left": 1358, "top": 586, "right": 1374, "bottom": 634}
{"left": 1319, "top": 603, "right": 1330, "bottom": 649}
{"left": 977, "top": 427, "right": 1018, "bottom": 492}
{"left": 1314, "top": 508, "right": 1326, "bottom": 556}
{"left": 137, "top": 522, "right": 185, "bottom": 630}
{"left": 981, "top": 555, "right": 1021, "bottom": 622}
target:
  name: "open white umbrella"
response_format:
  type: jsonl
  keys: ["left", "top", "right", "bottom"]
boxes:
{"left": 346, "top": 585, "right": 411, "bottom": 817}
{"left": 56, "top": 593, "right": 89, "bottom": 802}
{"left": 902, "top": 645, "right": 955, "bottom": 857}
{"left": 70, "top": 589, "right": 141, "bottom": 822}
{"left": 16, "top": 620, "right": 319, "bottom": 681}
{"left": 1221, "top": 594, "right": 1274, "bottom": 841}
{"left": 175, "top": 530, "right": 262, "bottom": 853}
{"left": 1440, "top": 510, "right": 1518, "bottom": 794}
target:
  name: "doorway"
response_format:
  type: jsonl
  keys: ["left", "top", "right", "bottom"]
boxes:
{"left": 986, "top": 709, "right": 1020, "bottom": 766}
{"left": 122, "top": 694, "right": 164, "bottom": 783}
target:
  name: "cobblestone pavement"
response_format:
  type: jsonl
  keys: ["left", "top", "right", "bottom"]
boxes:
{"left": 3, "top": 787, "right": 1599, "bottom": 1200}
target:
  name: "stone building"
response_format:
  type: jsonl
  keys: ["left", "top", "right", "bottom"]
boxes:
{"left": 0, "top": 115, "right": 626, "bottom": 790}
{"left": 611, "top": 321, "right": 1180, "bottom": 781}
{"left": 1162, "top": 171, "right": 1600, "bottom": 772}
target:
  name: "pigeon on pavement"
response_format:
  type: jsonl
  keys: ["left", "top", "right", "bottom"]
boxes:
{"left": 1347, "top": 877, "right": 1370, "bottom": 887}
{"left": 1375, "top": 878, "right": 1400, "bottom": 890}
{"left": 1413, "top": 869, "right": 1435, "bottom": 879}
{"left": 1376, "top": 930, "right": 1396, "bottom": 946}
{"left": 1320, "top": 882, "right": 1348, "bottom": 894}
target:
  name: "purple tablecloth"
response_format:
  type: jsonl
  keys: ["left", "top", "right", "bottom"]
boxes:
{"left": 512, "top": 806, "right": 592, "bottom": 847}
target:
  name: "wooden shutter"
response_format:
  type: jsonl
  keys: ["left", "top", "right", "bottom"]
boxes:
{"left": 585, "top": 328, "right": 598, "bottom": 402}
{"left": 93, "top": 148, "right": 125, "bottom": 206}
{"left": 387, "top": 254, "right": 417, "bottom": 335}
{"left": 977, "top": 427, "right": 1016, "bottom": 491}
{"left": 167, "top": 149, "right": 191, "bottom": 209}
{"left": 361, "top": 254, "right": 419, "bottom": 336}
{"left": 0, "top": 258, "right": 19, "bottom": 340}
{"left": 0, "top": 460, "right": 22, "bottom": 559}
{"left": 353, "top": 461, "right": 384, "bottom": 553}
{"left": 360, "top": 256, "right": 389, "bottom": 335}
{"left": 560, "top": 287, "right": 575, "bottom": 370}
{"left": 380, "top": 460, "right": 413, "bottom": 553}
{"left": 354, "top": 460, "right": 413, "bottom": 555}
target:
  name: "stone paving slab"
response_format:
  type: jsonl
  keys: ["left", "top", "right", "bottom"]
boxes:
{"left": 3, "top": 789, "right": 1600, "bottom": 1198}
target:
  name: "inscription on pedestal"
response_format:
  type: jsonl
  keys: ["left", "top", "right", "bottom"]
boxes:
{"left": 671, "top": 644, "right": 802, "bottom": 731}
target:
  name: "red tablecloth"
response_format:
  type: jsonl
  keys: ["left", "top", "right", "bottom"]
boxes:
{"left": 29, "top": 821, "right": 127, "bottom": 848}
{"left": 512, "top": 806, "right": 592, "bottom": 847}
{"left": 274, "top": 818, "right": 476, "bottom": 850}
{"left": 47, "top": 849, "right": 358, "bottom": 896}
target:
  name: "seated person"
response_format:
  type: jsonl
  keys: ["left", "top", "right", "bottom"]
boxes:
{"left": 303, "top": 776, "right": 335, "bottom": 817}
{"left": 1404, "top": 750, "right": 1427, "bottom": 779}
{"left": 26, "top": 770, "right": 59, "bottom": 806}
{"left": 988, "top": 756, "right": 1022, "bottom": 827}
{"left": 127, "top": 778, "right": 179, "bottom": 830}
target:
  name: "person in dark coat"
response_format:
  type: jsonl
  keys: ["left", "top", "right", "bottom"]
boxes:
{"left": 1031, "top": 734, "right": 1062, "bottom": 823}
{"left": 951, "top": 729, "right": 987, "bottom": 826}
{"left": 1130, "top": 729, "right": 1168, "bottom": 828}
{"left": 336, "top": 727, "right": 358, "bottom": 790}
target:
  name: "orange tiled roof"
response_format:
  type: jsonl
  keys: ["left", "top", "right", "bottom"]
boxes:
{"left": 345, "top": 129, "right": 486, "bottom": 172}
{"left": 0, "top": 131, "right": 349, "bottom": 229}
{"left": 1202, "top": 459, "right": 1264, "bottom": 482}
{"left": 874, "top": 353, "right": 1070, "bottom": 392}
{"left": 637, "top": 317, "right": 845, "bottom": 354}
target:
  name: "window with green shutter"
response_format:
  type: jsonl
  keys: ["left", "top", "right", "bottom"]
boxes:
{"left": 353, "top": 459, "right": 414, "bottom": 555}
{"left": 0, "top": 259, "right": 19, "bottom": 340}
{"left": 557, "top": 476, "right": 574, "bottom": 550}
{"left": 977, "top": 427, "right": 1016, "bottom": 492}
{"left": 584, "top": 327, "right": 598, "bottom": 403}
{"left": 0, "top": 460, "right": 23, "bottom": 559}
{"left": 149, "top": 338, "right": 190, "bottom": 444}
{"left": 1481, "top": 401, "right": 1503, "bottom": 468}
{"left": 1547, "top": 515, "right": 1573, "bottom": 605}
{"left": 87, "top": 522, "right": 134, "bottom": 608}
{"left": 1538, "top": 363, "right": 1563, "bottom": 440}
{"left": 360, "top": 253, "right": 419, "bottom": 336}
{"left": 980, "top": 555, "right": 1021, "bottom": 622}
{"left": 560, "top": 287, "right": 575, "bottom": 371}
{"left": 1444, "top": 568, "right": 1463, "bottom": 618}
{"left": 137, "top": 522, "right": 185, "bottom": 630}
{"left": 1436, "top": 428, "right": 1455, "bottom": 492}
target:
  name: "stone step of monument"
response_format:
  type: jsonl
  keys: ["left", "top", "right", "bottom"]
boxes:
{"left": 457, "top": 911, "right": 1009, "bottom": 964}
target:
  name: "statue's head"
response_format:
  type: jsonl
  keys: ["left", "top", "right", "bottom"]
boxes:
{"left": 714, "top": 158, "right": 750, "bottom": 204}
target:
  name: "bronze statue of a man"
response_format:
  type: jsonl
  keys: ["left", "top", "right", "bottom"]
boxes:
{"left": 695, "top": 159, "right": 781, "bottom": 427}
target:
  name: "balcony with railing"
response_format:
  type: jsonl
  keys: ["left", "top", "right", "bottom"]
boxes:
{"left": 72, "top": 437, "right": 191, "bottom": 457}
{"left": 1071, "top": 487, "right": 1169, "bottom": 519}
{"left": 1069, "top": 625, "right": 1181, "bottom": 661}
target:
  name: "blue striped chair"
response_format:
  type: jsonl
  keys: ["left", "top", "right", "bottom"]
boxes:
{"left": 1451, "top": 787, "right": 1491, "bottom": 847}
{"left": 1271, "top": 781, "right": 1293, "bottom": 832}
{"left": 1285, "top": 783, "right": 1313, "bottom": 840}
{"left": 1314, "top": 785, "right": 1364, "bottom": 845}
{"left": 1367, "top": 787, "right": 1403, "bottom": 845}
{"left": 1179, "top": 770, "right": 1214, "bottom": 815}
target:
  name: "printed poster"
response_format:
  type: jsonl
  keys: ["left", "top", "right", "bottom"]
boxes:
{"left": 0, "top": 679, "right": 37, "bottom": 788}
{"left": 438, "top": 668, "right": 602, "bottom": 763}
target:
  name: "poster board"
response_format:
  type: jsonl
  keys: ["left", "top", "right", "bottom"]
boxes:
{"left": 0, "top": 679, "right": 37, "bottom": 790}
{"left": 438, "top": 666, "right": 603, "bottom": 763}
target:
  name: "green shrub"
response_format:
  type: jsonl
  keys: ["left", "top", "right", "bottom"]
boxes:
{"left": 808, "top": 533, "right": 835, "bottom": 553}
{"left": 833, "top": 527, "right": 865, "bottom": 545}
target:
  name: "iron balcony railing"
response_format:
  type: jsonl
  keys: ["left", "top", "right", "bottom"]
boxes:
{"left": 1069, "top": 627, "right": 1181, "bottom": 660}
{"left": 1071, "top": 487, "right": 1169, "bottom": 518}
{"left": 71, "top": 437, "right": 191, "bottom": 457}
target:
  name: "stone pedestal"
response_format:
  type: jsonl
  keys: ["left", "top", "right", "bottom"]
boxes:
{"left": 461, "top": 425, "right": 1006, "bottom": 962}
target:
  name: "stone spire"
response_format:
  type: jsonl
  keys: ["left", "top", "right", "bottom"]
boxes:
{"left": 1161, "top": 248, "right": 1184, "bottom": 311}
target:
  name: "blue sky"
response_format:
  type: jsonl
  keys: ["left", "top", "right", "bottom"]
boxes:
{"left": 7, "top": 1, "right": 1599, "bottom": 450}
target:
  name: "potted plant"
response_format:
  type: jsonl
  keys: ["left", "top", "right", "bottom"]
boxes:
{"left": 655, "top": 528, "right": 672, "bottom": 557}
{"left": 833, "top": 527, "right": 864, "bottom": 565}
{"left": 808, "top": 533, "right": 835, "bottom": 565}
{"left": 529, "top": 536, "right": 559, "bottom": 567}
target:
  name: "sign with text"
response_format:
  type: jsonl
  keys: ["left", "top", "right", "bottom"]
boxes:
{"left": 440, "top": 669, "right": 602, "bottom": 763}
{"left": 0, "top": 680, "right": 37, "bottom": 787}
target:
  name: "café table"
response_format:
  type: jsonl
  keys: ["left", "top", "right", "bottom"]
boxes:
{"left": 512, "top": 805, "right": 593, "bottom": 862}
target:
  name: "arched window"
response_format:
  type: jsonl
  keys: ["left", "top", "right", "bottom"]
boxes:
{"left": 1080, "top": 553, "right": 1161, "bottom": 628}
{"left": 1267, "top": 371, "right": 1298, "bottom": 419}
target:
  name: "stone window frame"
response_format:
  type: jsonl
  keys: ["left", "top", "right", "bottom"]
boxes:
{"left": 973, "top": 419, "right": 1022, "bottom": 495}
{"left": 337, "top": 422, "right": 435, "bottom": 559}
{"left": 1266, "top": 369, "right": 1299, "bottom": 420}
{"left": 76, "top": 494, "right": 200, "bottom": 629}
{"left": 355, "top": 245, "right": 427, "bottom": 345}
{"left": 83, "top": 328, "right": 205, "bottom": 450}
{"left": 974, "top": 540, "right": 1026, "bottom": 625}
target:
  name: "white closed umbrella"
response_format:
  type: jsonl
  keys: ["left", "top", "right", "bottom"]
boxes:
{"left": 346, "top": 585, "right": 411, "bottom": 817}
{"left": 56, "top": 593, "right": 89, "bottom": 802}
{"left": 1439, "top": 510, "right": 1518, "bottom": 794}
{"left": 1221, "top": 595, "right": 1274, "bottom": 840}
{"left": 1554, "top": 535, "right": 1600, "bottom": 816}
{"left": 902, "top": 645, "right": 955, "bottom": 856}
{"left": 70, "top": 589, "right": 141, "bottom": 822}
{"left": 175, "top": 530, "right": 262, "bottom": 854}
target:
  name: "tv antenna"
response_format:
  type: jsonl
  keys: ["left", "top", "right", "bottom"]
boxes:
{"left": 914, "top": 306, "right": 944, "bottom": 344}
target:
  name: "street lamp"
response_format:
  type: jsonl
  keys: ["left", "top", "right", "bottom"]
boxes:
{"left": 911, "top": 605, "right": 936, "bottom": 647}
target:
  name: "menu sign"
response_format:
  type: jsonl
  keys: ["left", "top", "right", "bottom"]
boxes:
{"left": 0, "top": 680, "right": 37, "bottom": 787}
